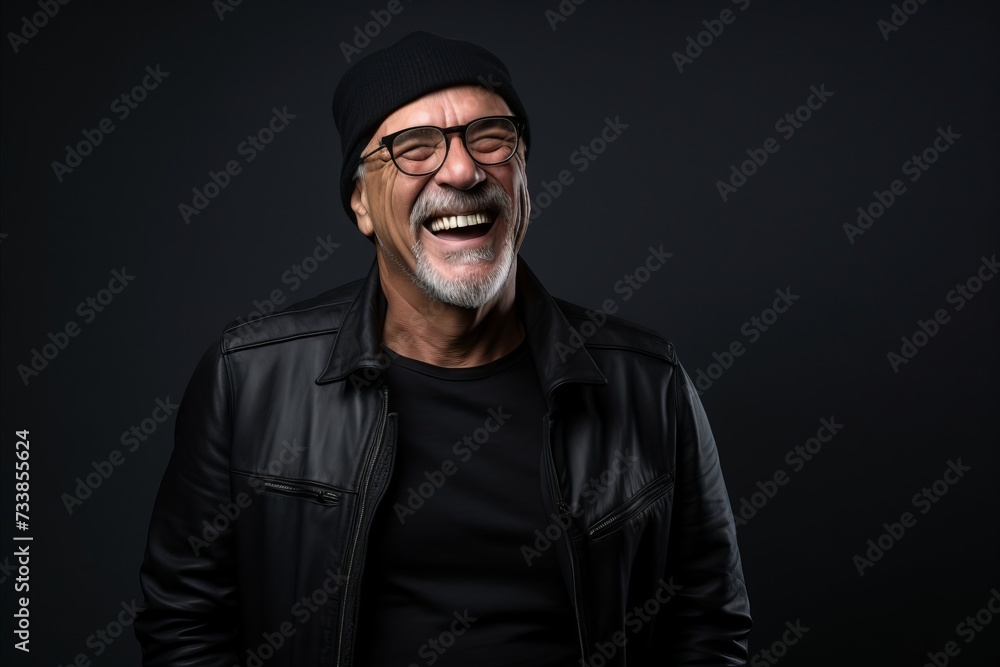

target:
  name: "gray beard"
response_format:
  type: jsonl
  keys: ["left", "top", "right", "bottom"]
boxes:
{"left": 375, "top": 222, "right": 516, "bottom": 310}
{"left": 410, "top": 230, "right": 516, "bottom": 309}
{"left": 377, "top": 176, "right": 520, "bottom": 309}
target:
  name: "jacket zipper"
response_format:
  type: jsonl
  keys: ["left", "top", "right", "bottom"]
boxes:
{"left": 543, "top": 415, "right": 588, "bottom": 664}
{"left": 335, "top": 386, "right": 389, "bottom": 667}
{"left": 587, "top": 473, "right": 674, "bottom": 540}
{"left": 260, "top": 479, "right": 340, "bottom": 505}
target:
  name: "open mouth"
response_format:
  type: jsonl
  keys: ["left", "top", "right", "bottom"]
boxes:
{"left": 422, "top": 210, "right": 496, "bottom": 241}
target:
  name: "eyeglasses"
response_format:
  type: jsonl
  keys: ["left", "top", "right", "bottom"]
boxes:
{"left": 360, "top": 115, "right": 524, "bottom": 176}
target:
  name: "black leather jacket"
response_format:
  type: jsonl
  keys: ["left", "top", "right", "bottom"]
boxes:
{"left": 136, "top": 257, "right": 751, "bottom": 666}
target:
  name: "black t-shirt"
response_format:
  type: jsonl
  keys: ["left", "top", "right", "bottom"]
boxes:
{"left": 354, "top": 340, "right": 580, "bottom": 666}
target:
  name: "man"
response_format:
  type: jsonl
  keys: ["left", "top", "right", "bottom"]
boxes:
{"left": 136, "top": 31, "right": 751, "bottom": 666}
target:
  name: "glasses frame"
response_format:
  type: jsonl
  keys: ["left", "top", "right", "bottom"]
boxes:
{"left": 359, "top": 115, "right": 524, "bottom": 176}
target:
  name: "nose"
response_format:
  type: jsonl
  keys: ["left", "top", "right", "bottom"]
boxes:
{"left": 432, "top": 133, "right": 484, "bottom": 189}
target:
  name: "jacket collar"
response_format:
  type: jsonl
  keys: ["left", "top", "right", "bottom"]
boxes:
{"left": 316, "top": 256, "right": 607, "bottom": 401}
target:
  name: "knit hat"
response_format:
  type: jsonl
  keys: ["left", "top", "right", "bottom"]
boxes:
{"left": 332, "top": 31, "right": 530, "bottom": 225}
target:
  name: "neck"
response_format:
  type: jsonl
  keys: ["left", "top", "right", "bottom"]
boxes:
{"left": 378, "top": 255, "right": 524, "bottom": 368}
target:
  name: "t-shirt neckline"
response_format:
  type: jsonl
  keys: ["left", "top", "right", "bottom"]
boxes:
{"left": 383, "top": 338, "right": 530, "bottom": 381}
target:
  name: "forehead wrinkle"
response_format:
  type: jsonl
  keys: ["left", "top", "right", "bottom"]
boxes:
{"left": 376, "top": 86, "right": 512, "bottom": 138}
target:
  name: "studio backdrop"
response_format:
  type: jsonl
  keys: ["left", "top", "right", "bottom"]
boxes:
{"left": 1, "top": 1, "right": 997, "bottom": 665}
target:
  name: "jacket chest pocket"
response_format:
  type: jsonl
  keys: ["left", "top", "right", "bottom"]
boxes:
{"left": 587, "top": 472, "right": 674, "bottom": 542}
{"left": 257, "top": 477, "right": 341, "bottom": 506}
{"left": 230, "top": 470, "right": 344, "bottom": 507}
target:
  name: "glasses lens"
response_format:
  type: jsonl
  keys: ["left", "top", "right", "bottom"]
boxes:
{"left": 466, "top": 118, "right": 518, "bottom": 165}
{"left": 390, "top": 127, "right": 446, "bottom": 175}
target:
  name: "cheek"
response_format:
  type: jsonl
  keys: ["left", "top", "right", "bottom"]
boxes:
{"left": 367, "top": 174, "right": 396, "bottom": 221}
{"left": 390, "top": 189, "right": 413, "bottom": 226}
{"left": 507, "top": 167, "right": 529, "bottom": 220}
{"left": 515, "top": 173, "right": 527, "bottom": 207}
{"left": 376, "top": 178, "right": 421, "bottom": 239}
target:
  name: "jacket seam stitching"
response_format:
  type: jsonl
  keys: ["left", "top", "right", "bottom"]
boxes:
{"left": 589, "top": 472, "right": 675, "bottom": 541}
{"left": 222, "top": 298, "right": 355, "bottom": 334}
{"left": 591, "top": 485, "right": 673, "bottom": 542}
{"left": 229, "top": 468, "right": 354, "bottom": 495}
{"left": 583, "top": 342, "right": 675, "bottom": 363}
{"left": 221, "top": 338, "right": 236, "bottom": 431}
{"left": 225, "top": 328, "right": 340, "bottom": 353}
{"left": 674, "top": 366, "right": 683, "bottom": 433}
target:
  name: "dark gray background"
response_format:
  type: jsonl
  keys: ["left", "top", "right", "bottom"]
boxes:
{"left": 2, "top": 0, "right": 998, "bottom": 665}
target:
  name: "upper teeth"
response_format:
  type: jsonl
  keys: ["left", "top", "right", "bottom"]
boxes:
{"left": 428, "top": 212, "right": 489, "bottom": 233}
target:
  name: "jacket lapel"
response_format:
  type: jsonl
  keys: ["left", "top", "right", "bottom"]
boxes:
{"left": 315, "top": 256, "right": 608, "bottom": 398}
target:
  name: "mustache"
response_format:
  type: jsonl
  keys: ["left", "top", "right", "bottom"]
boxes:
{"left": 410, "top": 179, "right": 512, "bottom": 232}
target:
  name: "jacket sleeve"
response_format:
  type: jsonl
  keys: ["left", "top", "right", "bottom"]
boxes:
{"left": 135, "top": 341, "right": 241, "bottom": 665}
{"left": 661, "top": 362, "right": 752, "bottom": 664}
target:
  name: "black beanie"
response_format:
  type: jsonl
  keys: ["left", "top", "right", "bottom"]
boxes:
{"left": 332, "top": 31, "right": 530, "bottom": 225}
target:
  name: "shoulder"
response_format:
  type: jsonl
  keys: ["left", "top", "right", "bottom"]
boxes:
{"left": 218, "top": 277, "right": 365, "bottom": 354}
{"left": 552, "top": 297, "right": 678, "bottom": 366}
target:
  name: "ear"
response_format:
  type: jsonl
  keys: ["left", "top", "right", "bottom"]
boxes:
{"left": 351, "top": 177, "right": 374, "bottom": 237}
